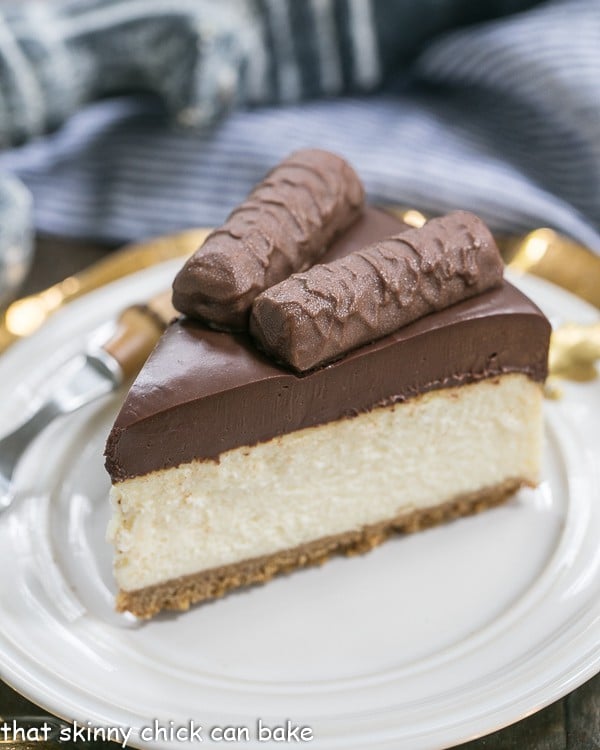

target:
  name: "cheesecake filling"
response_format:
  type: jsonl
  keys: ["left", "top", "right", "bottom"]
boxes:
{"left": 109, "top": 373, "right": 543, "bottom": 594}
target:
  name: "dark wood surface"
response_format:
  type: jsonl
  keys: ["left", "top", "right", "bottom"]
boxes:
{"left": 1, "top": 235, "right": 598, "bottom": 749}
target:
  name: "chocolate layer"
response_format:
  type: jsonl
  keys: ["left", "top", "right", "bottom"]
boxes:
{"left": 172, "top": 149, "right": 365, "bottom": 330}
{"left": 251, "top": 211, "right": 504, "bottom": 371}
{"left": 105, "top": 208, "right": 550, "bottom": 482}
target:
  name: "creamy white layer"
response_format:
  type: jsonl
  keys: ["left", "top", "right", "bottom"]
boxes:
{"left": 108, "top": 374, "right": 543, "bottom": 592}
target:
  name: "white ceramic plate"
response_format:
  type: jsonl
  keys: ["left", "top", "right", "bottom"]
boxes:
{"left": 0, "top": 265, "right": 598, "bottom": 750}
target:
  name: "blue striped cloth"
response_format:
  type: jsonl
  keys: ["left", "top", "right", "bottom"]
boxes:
{"left": 0, "top": 0, "right": 599, "bottom": 253}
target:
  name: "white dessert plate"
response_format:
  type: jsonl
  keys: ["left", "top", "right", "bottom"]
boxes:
{"left": 0, "top": 265, "right": 598, "bottom": 750}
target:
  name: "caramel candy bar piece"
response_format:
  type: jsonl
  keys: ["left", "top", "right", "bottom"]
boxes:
{"left": 172, "top": 149, "right": 365, "bottom": 330}
{"left": 250, "top": 211, "right": 504, "bottom": 372}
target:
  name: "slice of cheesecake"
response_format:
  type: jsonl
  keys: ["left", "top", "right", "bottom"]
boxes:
{"left": 105, "top": 207, "right": 550, "bottom": 618}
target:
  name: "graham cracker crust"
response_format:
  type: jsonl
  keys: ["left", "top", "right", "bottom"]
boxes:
{"left": 117, "top": 478, "right": 525, "bottom": 618}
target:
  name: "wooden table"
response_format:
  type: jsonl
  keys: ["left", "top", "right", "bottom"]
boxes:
{"left": 1, "top": 236, "right": 598, "bottom": 749}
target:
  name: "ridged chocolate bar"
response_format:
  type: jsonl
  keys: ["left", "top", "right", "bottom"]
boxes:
{"left": 172, "top": 149, "right": 365, "bottom": 330}
{"left": 250, "top": 211, "right": 504, "bottom": 371}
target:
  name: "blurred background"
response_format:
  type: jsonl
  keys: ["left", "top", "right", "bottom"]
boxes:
{"left": 0, "top": 0, "right": 599, "bottom": 307}
{"left": 0, "top": 2, "right": 599, "bottom": 749}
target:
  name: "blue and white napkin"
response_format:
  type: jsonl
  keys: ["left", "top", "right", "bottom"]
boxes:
{"left": 0, "top": 0, "right": 598, "bottom": 253}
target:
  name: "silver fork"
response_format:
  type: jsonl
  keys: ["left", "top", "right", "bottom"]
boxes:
{"left": 0, "top": 349, "right": 122, "bottom": 513}
{"left": 0, "top": 293, "right": 174, "bottom": 514}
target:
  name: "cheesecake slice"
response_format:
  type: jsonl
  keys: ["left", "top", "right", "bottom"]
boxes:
{"left": 105, "top": 207, "right": 550, "bottom": 618}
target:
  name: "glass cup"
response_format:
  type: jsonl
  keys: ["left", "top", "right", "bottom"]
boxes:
{"left": 0, "top": 173, "right": 33, "bottom": 310}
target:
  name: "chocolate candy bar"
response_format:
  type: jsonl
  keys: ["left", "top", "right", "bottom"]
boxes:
{"left": 250, "top": 211, "right": 504, "bottom": 371}
{"left": 172, "top": 149, "right": 365, "bottom": 330}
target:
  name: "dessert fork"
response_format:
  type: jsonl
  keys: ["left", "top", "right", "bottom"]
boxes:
{"left": 0, "top": 292, "right": 175, "bottom": 513}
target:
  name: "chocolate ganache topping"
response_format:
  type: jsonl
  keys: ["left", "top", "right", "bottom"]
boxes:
{"left": 105, "top": 208, "right": 551, "bottom": 482}
{"left": 251, "top": 211, "right": 504, "bottom": 371}
{"left": 172, "top": 149, "right": 365, "bottom": 330}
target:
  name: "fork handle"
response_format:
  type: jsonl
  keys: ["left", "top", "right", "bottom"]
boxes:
{"left": 102, "top": 290, "right": 176, "bottom": 379}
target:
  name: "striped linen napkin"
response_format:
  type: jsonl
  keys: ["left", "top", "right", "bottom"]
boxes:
{"left": 0, "top": 0, "right": 598, "bottom": 252}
